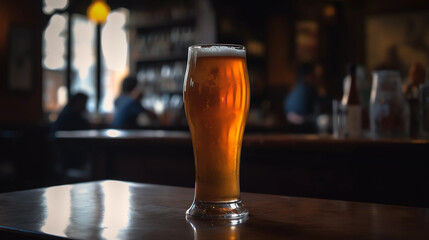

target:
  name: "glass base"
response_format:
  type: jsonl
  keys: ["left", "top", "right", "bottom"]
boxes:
{"left": 186, "top": 200, "right": 249, "bottom": 220}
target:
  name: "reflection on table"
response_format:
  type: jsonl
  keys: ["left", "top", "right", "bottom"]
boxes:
{"left": 0, "top": 180, "right": 429, "bottom": 239}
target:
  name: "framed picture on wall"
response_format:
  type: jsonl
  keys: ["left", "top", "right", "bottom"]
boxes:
{"left": 366, "top": 11, "right": 429, "bottom": 78}
{"left": 295, "top": 20, "right": 319, "bottom": 63}
{"left": 7, "top": 25, "right": 35, "bottom": 92}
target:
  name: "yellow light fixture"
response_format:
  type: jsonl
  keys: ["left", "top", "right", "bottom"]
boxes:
{"left": 87, "top": 0, "right": 111, "bottom": 24}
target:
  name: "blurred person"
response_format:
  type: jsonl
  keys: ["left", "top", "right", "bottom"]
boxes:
{"left": 111, "top": 75, "right": 157, "bottom": 129}
{"left": 283, "top": 63, "right": 328, "bottom": 133}
{"left": 52, "top": 92, "right": 90, "bottom": 132}
{"left": 52, "top": 92, "right": 90, "bottom": 179}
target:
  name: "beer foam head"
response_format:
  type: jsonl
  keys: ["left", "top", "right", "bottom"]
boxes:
{"left": 192, "top": 45, "right": 246, "bottom": 58}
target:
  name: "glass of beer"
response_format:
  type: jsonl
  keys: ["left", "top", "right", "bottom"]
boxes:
{"left": 183, "top": 44, "right": 250, "bottom": 220}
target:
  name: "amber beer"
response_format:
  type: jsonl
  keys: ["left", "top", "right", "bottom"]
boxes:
{"left": 184, "top": 45, "right": 250, "bottom": 219}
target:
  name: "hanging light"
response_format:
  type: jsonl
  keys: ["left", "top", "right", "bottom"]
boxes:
{"left": 87, "top": 0, "right": 111, "bottom": 24}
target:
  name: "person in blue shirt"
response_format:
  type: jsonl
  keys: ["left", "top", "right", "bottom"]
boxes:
{"left": 111, "top": 76, "right": 157, "bottom": 129}
{"left": 283, "top": 63, "right": 325, "bottom": 133}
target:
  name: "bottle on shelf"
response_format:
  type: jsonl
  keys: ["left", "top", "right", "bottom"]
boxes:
{"left": 419, "top": 66, "right": 429, "bottom": 138}
{"left": 404, "top": 63, "right": 426, "bottom": 138}
{"left": 341, "top": 64, "right": 362, "bottom": 138}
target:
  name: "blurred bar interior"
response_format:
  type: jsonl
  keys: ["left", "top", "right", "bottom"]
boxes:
{"left": 1, "top": 0, "right": 429, "bottom": 207}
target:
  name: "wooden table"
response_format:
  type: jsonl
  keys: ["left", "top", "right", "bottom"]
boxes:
{"left": 0, "top": 180, "right": 428, "bottom": 240}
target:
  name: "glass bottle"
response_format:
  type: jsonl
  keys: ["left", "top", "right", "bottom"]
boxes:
{"left": 405, "top": 63, "right": 425, "bottom": 138}
{"left": 370, "top": 70, "right": 408, "bottom": 139}
{"left": 419, "top": 66, "right": 429, "bottom": 138}
{"left": 341, "top": 64, "right": 362, "bottom": 138}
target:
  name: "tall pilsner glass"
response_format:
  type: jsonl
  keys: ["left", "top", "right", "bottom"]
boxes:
{"left": 183, "top": 44, "right": 250, "bottom": 220}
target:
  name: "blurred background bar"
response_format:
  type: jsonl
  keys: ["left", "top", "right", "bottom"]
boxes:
{"left": 1, "top": 0, "right": 429, "bottom": 206}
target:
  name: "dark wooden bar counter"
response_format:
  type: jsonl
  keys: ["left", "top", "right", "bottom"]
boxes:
{"left": 54, "top": 129, "right": 429, "bottom": 148}
{"left": 0, "top": 180, "right": 428, "bottom": 240}
{"left": 54, "top": 130, "right": 429, "bottom": 208}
